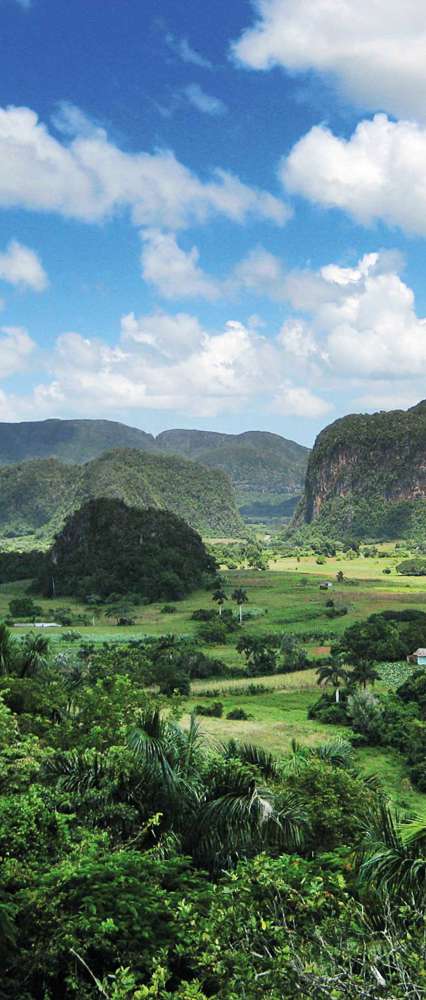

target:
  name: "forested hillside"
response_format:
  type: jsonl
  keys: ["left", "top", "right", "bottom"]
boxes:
{"left": 0, "top": 448, "right": 243, "bottom": 543}
{"left": 294, "top": 400, "right": 426, "bottom": 539}
{"left": 156, "top": 428, "right": 309, "bottom": 507}
{"left": 0, "top": 420, "right": 309, "bottom": 512}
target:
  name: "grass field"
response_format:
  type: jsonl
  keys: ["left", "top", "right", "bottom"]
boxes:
{"left": 4, "top": 554, "right": 426, "bottom": 817}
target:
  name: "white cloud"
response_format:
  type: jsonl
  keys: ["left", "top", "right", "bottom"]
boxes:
{"left": 271, "top": 385, "right": 331, "bottom": 418}
{"left": 140, "top": 230, "right": 220, "bottom": 300}
{"left": 232, "top": 0, "right": 426, "bottom": 120}
{"left": 0, "top": 312, "right": 328, "bottom": 421}
{"left": 282, "top": 115, "right": 426, "bottom": 236}
{"left": 0, "top": 240, "right": 48, "bottom": 291}
{"left": 166, "top": 34, "right": 213, "bottom": 70}
{"left": 183, "top": 84, "right": 227, "bottom": 116}
{"left": 229, "top": 245, "right": 286, "bottom": 299}
{"left": 0, "top": 326, "right": 35, "bottom": 377}
{"left": 281, "top": 252, "right": 426, "bottom": 380}
{"left": 0, "top": 104, "right": 287, "bottom": 229}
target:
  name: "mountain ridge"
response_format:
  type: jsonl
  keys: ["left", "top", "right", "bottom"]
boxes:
{"left": 0, "top": 447, "right": 244, "bottom": 543}
{"left": 0, "top": 418, "right": 309, "bottom": 508}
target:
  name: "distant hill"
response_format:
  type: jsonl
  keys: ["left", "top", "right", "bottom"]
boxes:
{"left": 0, "top": 420, "right": 309, "bottom": 512}
{"left": 156, "top": 429, "right": 309, "bottom": 506}
{"left": 0, "top": 448, "right": 244, "bottom": 544}
{"left": 0, "top": 418, "right": 156, "bottom": 464}
{"left": 294, "top": 400, "right": 426, "bottom": 540}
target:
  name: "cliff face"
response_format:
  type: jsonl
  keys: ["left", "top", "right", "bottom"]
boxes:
{"left": 296, "top": 401, "right": 426, "bottom": 539}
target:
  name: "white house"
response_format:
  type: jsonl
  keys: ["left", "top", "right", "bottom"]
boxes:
{"left": 407, "top": 648, "right": 426, "bottom": 666}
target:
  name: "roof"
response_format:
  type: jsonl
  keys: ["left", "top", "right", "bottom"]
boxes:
{"left": 412, "top": 649, "right": 426, "bottom": 656}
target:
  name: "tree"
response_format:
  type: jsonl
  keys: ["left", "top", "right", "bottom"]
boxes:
{"left": 316, "top": 660, "right": 348, "bottom": 703}
{"left": 231, "top": 588, "right": 248, "bottom": 624}
{"left": 350, "top": 658, "right": 380, "bottom": 689}
{"left": 359, "top": 802, "right": 426, "bottom": 905}
{"left": 8, "top": 596, "right": 43, "bottom": 620}
{"left": 212, "top": 588, "right": 227, "bottom": 617}
{"left": 19, "top": 633, "right": 50, "bottom": 678}
{"left": 0, "top": 624, "right": 16, "bottom": 677}
{"left": 336, "top": 570, "right": 344, "bottom": 583}
{"left": 236, "top": 635, "right": 277, "bottom": 676}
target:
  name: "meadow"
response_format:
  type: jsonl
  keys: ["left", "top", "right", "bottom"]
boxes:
{"left": 4, "top": 548, "right": 426, "bottom": 817}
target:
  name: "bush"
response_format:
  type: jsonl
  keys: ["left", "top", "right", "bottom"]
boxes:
{"left": 226, "top": 708, "right": 252, "bottom": 720}
{"left": 194, "top": 702, "right": 223, "bottom": 718}
{"left": 396, "top": 558, "right": 426, "bottom": 576}
{"left": 197, "top": 621, "right": 231, "bottom": 644}
{"left": 160, "top": 605, "right": 177, "bottom": 614}
{"left": 191, "top": 608, "right": 217, "bottom": 622}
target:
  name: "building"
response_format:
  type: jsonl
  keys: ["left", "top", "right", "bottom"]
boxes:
{"left": 319, "top": 581, "right": 333, "bottom": 590}
{"left": 407, "top": 648, "right": 426, "bottom": 666}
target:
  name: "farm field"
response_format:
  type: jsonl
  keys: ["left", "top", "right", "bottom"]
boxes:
{"left": 3, "top": 553, "right": 426, "bottom": 818}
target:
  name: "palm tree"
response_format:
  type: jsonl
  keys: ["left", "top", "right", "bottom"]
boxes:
{"left": 212, "top": 588, "right": 227, "bottom": 617}
{"left": 359, "top": 803, "right": 426, "bottom": 904}
{"left": 350, "top": 658, "right": 380, "bottom": 689}
{"left": 0, "top": 623, "right": 16, "bottom": 677}
{"left": 231, "top": 587, "right": 248, "bottom": 624}
{"left": 316, "top": 660, "right": 348, "bottom": 703}
{"left": 19, "top": 632, "right": 50, "bottom": 678}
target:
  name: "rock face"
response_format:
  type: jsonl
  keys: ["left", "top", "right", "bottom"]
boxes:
{"left": 295, "top": 401, "right": 426, "bottom": 539}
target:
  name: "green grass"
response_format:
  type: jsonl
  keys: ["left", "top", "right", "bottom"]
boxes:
{"left": 4, "top": 554, "right": 426, "bottom": 815}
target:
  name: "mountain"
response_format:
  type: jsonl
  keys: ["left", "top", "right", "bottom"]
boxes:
{"left": 0, "top": 418, "right": 156, "bottom": 464}
{"left": 0, "top": 448, "right": 244, "bottom": 544}
{"left": 156, "top": 429, "right": 309, "bottom": 508}
{"left": 0, "top": 419, "right": 309, "bottom": 518}
{"left": 38, "top": 498, "right": 216, "bottom": 600}
{"left": 294, "top": 401, "right": 426, "bottom": 540}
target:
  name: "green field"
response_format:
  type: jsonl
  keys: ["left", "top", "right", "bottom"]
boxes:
{"left": 4, "top": 555, "right": 426, "bottom": 816}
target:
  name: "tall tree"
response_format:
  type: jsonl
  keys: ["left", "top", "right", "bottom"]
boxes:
{"left": 316, "top": 661, "right": 348, "bottom": 704}
{"left": 212, "top": 588, "right": 227, "bottom": 617}
{"left": 232, "top": 588, "right": 249, "bottom": 624}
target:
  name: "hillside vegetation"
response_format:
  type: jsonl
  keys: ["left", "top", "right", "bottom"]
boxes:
{"left": 0, "top": 448, "right": 243, "bottom": 543}
{"left": 294, "top": 400, "right": 426, "bottom": 540}
{"left": 38, "top": 498, "right": 216, "bottom": 599}
{"left": 0, "top": 419, "right": 309, "bottom": 512}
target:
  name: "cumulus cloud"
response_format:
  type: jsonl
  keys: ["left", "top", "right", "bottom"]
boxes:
{"left": 0, "top": 312, "right": 328, "bottom": 422}
{"left": 282, "top": 115, "right": 426, "bottom": 236}
{"left": 0, "top": 240, "right": 48, "bottom": 291}
{"left": 229, "top": 245, "right": 286, "bottom": 299}
{"left": 140, "top": 231, "right": 220, "bottom": 300}
{"left": 232, "top": 0, "right": 426, "bottom": 120}
{"left": 281, "top": 252, "right": 426, "bottom": 380}
{"left": 0, "top": 104, "right": 287, "bottom": 229}
{"left": 183, "top": 84, "right": 227, "bottom": 116}
{"left": 0, "top": 326, "right": 35, "bottom": 377}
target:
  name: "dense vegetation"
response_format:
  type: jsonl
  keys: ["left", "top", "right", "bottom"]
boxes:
{"left": 37, "top": 499, "right": 217, "bottom": 601}
{"left": 0, "top": 448, "right": 243, "bottom": 543}
{"left": 1, "top": 621, "right": 425, "bottom": 998}
{"left": 156, "top": 429, "right": 309, "bottom": 507}
{"left": 295, "top": 399, "right": 426, "bottom": 540}
{"left": 0, "top": 419, "right": 309, "bottom": 517}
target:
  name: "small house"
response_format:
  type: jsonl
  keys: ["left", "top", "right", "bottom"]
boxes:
{"left": 319, "top": 582, "right": 333, "bottom": 591}
{"left": 407, "top": 648, "right": 426, "bottom": 666}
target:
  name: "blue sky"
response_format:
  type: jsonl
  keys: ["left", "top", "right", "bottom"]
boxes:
{"left": 0, "top": 0, "right": 425, "bottom": 445}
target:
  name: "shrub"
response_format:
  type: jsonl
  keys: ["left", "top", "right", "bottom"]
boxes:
{"left": 160, "top": 605, "right": 177, "bottom": 614}
{"left": 226, "top": 708, "right": 252, "bottom": 720}
{"left": 194, "top": 702, "right": 223, "bottom": 718}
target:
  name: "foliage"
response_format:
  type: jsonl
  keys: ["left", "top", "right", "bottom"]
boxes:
{"left": 38, "top": 499, "right": 216, "bottom": 601}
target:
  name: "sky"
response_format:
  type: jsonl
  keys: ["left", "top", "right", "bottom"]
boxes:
{"left": 0, "top": 0, "right": 426, "bottom": 446}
